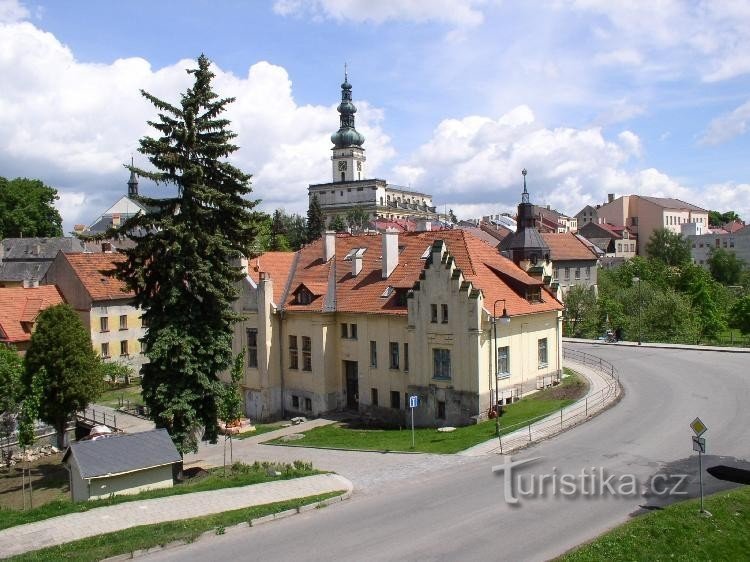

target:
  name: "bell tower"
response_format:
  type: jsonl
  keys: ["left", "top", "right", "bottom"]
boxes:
{"left": 330, "top": 65, "right": 366, "bottom": 182}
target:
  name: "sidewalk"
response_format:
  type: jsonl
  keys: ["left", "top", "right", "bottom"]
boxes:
{"left": 564, "top": 337, "right": 750, "bottom": 353}
{"left": 88, "top": 403, "right": 156, "bottom": 433}
{"left": 458, "top": 359, "right": 620, "bottom": 457}
{"left": 0, "top": 473, "right": 352, "bottom": 559}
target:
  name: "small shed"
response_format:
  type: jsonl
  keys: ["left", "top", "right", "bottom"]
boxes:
{"left": 62, "top": 428, "right": 181, "bottom": 502}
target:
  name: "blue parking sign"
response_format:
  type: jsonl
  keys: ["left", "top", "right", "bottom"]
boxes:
{"left": 409, "top": 395, "right": 419, "bottom": 408}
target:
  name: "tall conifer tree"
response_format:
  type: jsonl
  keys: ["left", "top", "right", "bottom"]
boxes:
{"left": 306, "top": 194, "right": 325, "bottom": 242}
{"left": 115, "top": 55, "right": 261, "bottom": 454}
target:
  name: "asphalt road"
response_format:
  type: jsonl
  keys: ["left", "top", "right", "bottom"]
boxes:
{"left": 144, "top": 345, "right": 750, "bottom": 562}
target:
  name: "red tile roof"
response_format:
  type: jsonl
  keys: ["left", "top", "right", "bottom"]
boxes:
{"left": 725, "top": 221, "right": 745, "bottom": 234}
{"left": 541, "top": 233, "right": 599, "bottom": 261}
{"left": 0, "top": 285, "right": 65, "bottom": 343}
{"left": 62, "top": 253, "right": 133, "bottom": 302}
{"left": 269, "top": 230, "right": 561, "bottom": 318}
{"left": 246, "top": 252, "right": 296, "bottom": 305}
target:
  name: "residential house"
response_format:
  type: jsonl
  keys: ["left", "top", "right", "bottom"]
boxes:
{"left": 541, "top": 233, "right": 600, "bottom": 298}
{"left": 594, "top": 195, "right": 708, "bottom": 256}
{"left": 63, "top": 429, "right": 181, "bottom": 502}
{"left": 578, "top": 221, "right": 637, "bottom": 259}
{"left": 575, "top": 204, "right": 601, "bottom": 228}
{"left": 43, "top": 252, "right": 147, "bottom": 375}
{"left": 688, "top": 224, "right": 750, "bottom": 268}
{"left": 533, "top": 205, "right": 577, "bottom": 233}
{"left": 0, "top": 237, "right": 85, "bottom": 287}
{"left": 229, "top": 229, "right": 563, "bottom": 427}
{"left": 0, "top": 285, "right": 65, "bottom": 353}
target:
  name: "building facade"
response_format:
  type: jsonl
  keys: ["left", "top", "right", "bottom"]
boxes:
{"left": 688, "top": 224, "right": 750, "bottom": 268}
{"left": 308, "top": 74, "right": 438, "bottom": 225}
{"left": 43, "top": 252, "right": 147, "bottom": 376}
{"left": 228, "top": 229, "right": 563, "bottom": 427}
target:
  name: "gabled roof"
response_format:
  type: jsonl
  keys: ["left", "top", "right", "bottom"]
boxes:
{"left": 579, "top": 221, "right": 634, "bottom": 240}
{"left": 63, "top": 429, "right": 181, "bottom": 479}
{"left": 2, "top": 237, "right": 85, "bottom": 260}
{"left": 724, "top": 221, "right": 745, "bottom": 234}
{"left": 638, "top": 196, "right": 707, "bottom": 213}
{"left": 540, "top": 233, "right": 599, "bottom": 261}
{"left": 0, "top": 285, "right": 65, "bottom": 343}
{"left": 276, "top": 230, "right": 561, "bottom": 317}
{"left": 246, "top": 252, "right": 296, "bottom": 305}
{"left": 60, "top": 252, "right": 133, "bottom": 302}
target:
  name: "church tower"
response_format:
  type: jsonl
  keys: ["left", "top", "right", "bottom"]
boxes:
{"left": 330, "top": 67, "right": 366, "bottom": 182}
{"left": 127, "top": 157, "right": 139, "bottom": 198}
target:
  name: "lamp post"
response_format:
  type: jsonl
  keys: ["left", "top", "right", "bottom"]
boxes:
{"left": 632, "top": 276, "right": 642, "bottom": 345}
{"left": 493, "top": 299, "right": 511, "bottom": 437}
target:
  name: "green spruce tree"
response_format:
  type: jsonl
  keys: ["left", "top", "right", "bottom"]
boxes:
{"left": 114, "top": 55, "right": 262, "bottom": 454}
{"left": 306, "top": 194, "right": 325, "bottom": 242}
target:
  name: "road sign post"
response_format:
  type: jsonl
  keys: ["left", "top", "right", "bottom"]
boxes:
{"left": 690, "top": 417, "right": 710, "bottom": 516}
{"left": 409, "top": 395, "right": 418, "bottom": 448}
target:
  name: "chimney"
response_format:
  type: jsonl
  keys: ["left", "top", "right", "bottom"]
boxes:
{"left": 416, "top": 220, "right": 432, "bottom": 232}
{"left": 112, "top": 213, "right": 121, "bottom": 227}
{"left": 382, "top": 229, "right": 398, "bottom": 279}
{"left": 607, "top": 193, "right": 615, "bottom": 203}
{"left": 324, "top": 230, "right": 336, "bottom": 262}
{"left": 101, "top": 242, "right": 112, "bottom": 253}
{"left": 32, "top": 244, "right": 41, "bottom": 256}
{"left": 352, "top": 255, "right": 363, "bottom": 277}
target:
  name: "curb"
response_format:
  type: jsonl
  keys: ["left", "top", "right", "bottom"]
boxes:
{"left": 103, "top": 482, "right": 353, "bottom": 561}
{"left": 260, "top": 441, "right": 428, "bottom": 455}
{"left": 563, "top": 338, "right": 750, "bottom": 354}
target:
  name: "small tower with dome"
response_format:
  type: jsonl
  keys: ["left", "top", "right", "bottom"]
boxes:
{"left": 330, "top": 65, "right": 367, "bottom": 182}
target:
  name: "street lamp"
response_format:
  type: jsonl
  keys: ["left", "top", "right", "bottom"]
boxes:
{"left": 493, "top": 299, "right": 511, "bottom": 437}
{"left": 632, "top": 276, "right": 642, "bottom": 345}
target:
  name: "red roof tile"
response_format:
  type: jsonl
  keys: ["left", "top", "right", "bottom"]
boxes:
{"left": 278, "top": 230, "right": 561, "bottom": 318}
{"left": 0, "top": 285, "right": 65, "bottom": 343}
{"left": 247, "top": 252, "right": 296, "bottom": 305}
{"left": 540, "top": 233, "right": 599, "bottom": 261}
{"left": 62, "top": 253, "right": 133, "bottom": 302}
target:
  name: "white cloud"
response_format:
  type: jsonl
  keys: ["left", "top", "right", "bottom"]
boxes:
{"left": 0, "top": 0, "right": 28, "bottom": 23}
{"left": 273, "top": 0, "right": 486, "bottom": 27}
{"left": 699, "top": 99, "right": 750, "bottom": 145}
{"left": 0, "top": 19, "right": 395, "bottom": 231}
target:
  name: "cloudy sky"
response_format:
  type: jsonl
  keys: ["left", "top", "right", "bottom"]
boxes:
{"left": 1, "top": 0, "right": 749, "bottom": 232}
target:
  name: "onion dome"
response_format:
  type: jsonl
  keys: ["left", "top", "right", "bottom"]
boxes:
{"left": 331, "top": 69, "right": 365, "bottom": 148}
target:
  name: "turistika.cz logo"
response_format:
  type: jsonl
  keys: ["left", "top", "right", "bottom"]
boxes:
{"left": 492, "top": 456, "right": 689, "bottom": 505}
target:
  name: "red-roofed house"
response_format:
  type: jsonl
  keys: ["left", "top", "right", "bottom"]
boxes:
{"left": 578, "top": 221, "right": 637, "bottom": 260}
{"left": 0, "top": 285, "right": 65, "bottom": 353}
{"left": 228, "top": 230, "right": 563, "bottom": 427}
{"left": 43, "top": 252, "right": 147, "bottom": 375}
{"left": 540, "top": 233, "right": 600, "bottom": 297}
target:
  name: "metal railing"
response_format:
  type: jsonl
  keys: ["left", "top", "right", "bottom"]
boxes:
{"left": 77, "top": 407, "right": 118, "bottom": 429}
{"left": 493, "top": 347, "right": 621, "bottom": 454}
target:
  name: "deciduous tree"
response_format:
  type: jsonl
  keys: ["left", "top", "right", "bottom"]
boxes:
{"left": 645, "top": 228, "right": 691, "bottom": 267}
{"left": 23, "top": 305, "right": 102, "bottom": 448}
{"left": 0, "top": 177, "right": 63, "bottom": 239}
{"left": 707, "top": 248, "right": 745, "bottom": 285}
{"left": 113, "top": 55, "right": 262, "bottom": 454}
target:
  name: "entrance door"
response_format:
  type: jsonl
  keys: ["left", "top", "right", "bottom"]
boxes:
{"left": 344, "top": 361, "right": 359, "bottom": 410}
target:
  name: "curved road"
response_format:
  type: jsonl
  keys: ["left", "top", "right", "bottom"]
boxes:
{"left": 145, "top": 345, "right": 750, "bottom": 561}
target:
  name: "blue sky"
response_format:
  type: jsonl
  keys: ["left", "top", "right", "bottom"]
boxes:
{"left": 1, "top": 0, "right": 749, "bottom": 232}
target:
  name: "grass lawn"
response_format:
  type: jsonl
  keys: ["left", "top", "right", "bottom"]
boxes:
{"left": 95, "top": 383, "right": 143, "bottom": 409}
{"left": 0, "top": 460, "right": 318, "bottom": 530}
{"left": 266, "top": 370, "right": 588, "bottom": 454}
{"left": 7, "top": 491, "right": 344, "bottom": 562}
{"left": 561, "top": 485, "right": 750, "bottom": 561}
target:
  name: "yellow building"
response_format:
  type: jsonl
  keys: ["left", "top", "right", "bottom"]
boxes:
{"left": 43, "top": 251, "right": 147, "bottom": 376}
{"left": 229, "top": 229, "right": 563, "bottom": 427}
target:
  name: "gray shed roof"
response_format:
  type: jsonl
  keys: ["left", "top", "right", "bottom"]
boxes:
{"left": 1, "top": 237, "right": 85, "bottom": 260}
{"left": 0, "top": 261, "right": 49, "bottom": 282}
{"left": 63, "top": 429, "right": 181, "bottom": 479}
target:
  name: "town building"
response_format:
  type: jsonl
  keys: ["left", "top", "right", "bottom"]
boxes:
{"left": 308, "top": 73, "right": 438, "bottom": 225}
{"left": 0, "top": 285, "right": 65, "bottom": 353}
{"left": 43, "top": 252, "right": 147, "bottom": 376}
{"left": 541, "top": 232, "right": 600, "bottom": 297}
{"left": 688, "top": 224, "right": 750, "bottom": 268}
{"left": 575, "top": 204, "right": 601, "bottom": 228}
{"left": 228, "top": 228, "right": 563, "bottom": 427}
{"left": 584, "top": 195, "right": 708, "bottom": 256}
{"left": 0, "top": 237, "right": 85, "bottom": 287}
{"left": 76, "top": 166, "right": 145, "bottom": 235}
{"left": 578, "top": 221, "right": 637, "bottom": 259}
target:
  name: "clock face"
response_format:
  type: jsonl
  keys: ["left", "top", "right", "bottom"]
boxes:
{"left": 356, "top": 161, "right": 362, "bottom": 171}
{"left": 338, "top": 161, "right": 348, "bottom": 171}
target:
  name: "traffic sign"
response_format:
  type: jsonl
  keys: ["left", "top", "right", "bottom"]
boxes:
{"left": 690, "top": 417, "right": 707, "bottom": 437}
{"left": 692, "top": 436, "right": 706, "bottom": 453}
{"left": 409, "top": 395, "right": 419, "bottom": 408}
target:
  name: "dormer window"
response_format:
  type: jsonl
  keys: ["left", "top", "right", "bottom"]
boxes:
{"left": 296, "top": 289, "right": 312, "bottom": 305}
{"left": 526, "top": 287, "right": 542, "bottom": 303}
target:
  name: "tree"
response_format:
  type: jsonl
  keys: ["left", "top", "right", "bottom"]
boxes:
{"left": 268, "top": 210, "right": 291, "bottom": 251}
{"left": 99, "top": 360, "right": 135, "bottom": 385}
{"left": 218, "top": 351, "right": 244, "bottom": 469}
{"left": 329, "top": 215, "right": 347, "bottom": 232}
{"left": 0, "top": 177, "right": 63, "bottom": 239}
{"left": 729, "top": 295, "right": 750, "bottom": 335}
{"left": 562, "top": 285, "right": 598, "bottom": 337}
{"left": 345, "top": 206, "right": 370, "bottom": 232}
{"left": 688, "top": 277, "right": 726, "bottom": 343}
{"left": 645, "top": 228, "right": 691, "bottom": 267}
{"left": 306, "top": 195, "right": 325, "bottom": 242}
{"left": 707, "top": 248, "right": 745, "bottom": 285}
{"left": 23, "top": 305, "right": 103, "bottom": 449}
{"left": 709, "top": 210, "right": 742, "bottom": 226}
{"left": 0, "top": 345, "right": 23, "bottom": 462}
{"left": 113, "top": 55, "right": 262, "bottom": 454}
{"left": 448, "top": 209, "right": 458, "bottom": 224}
